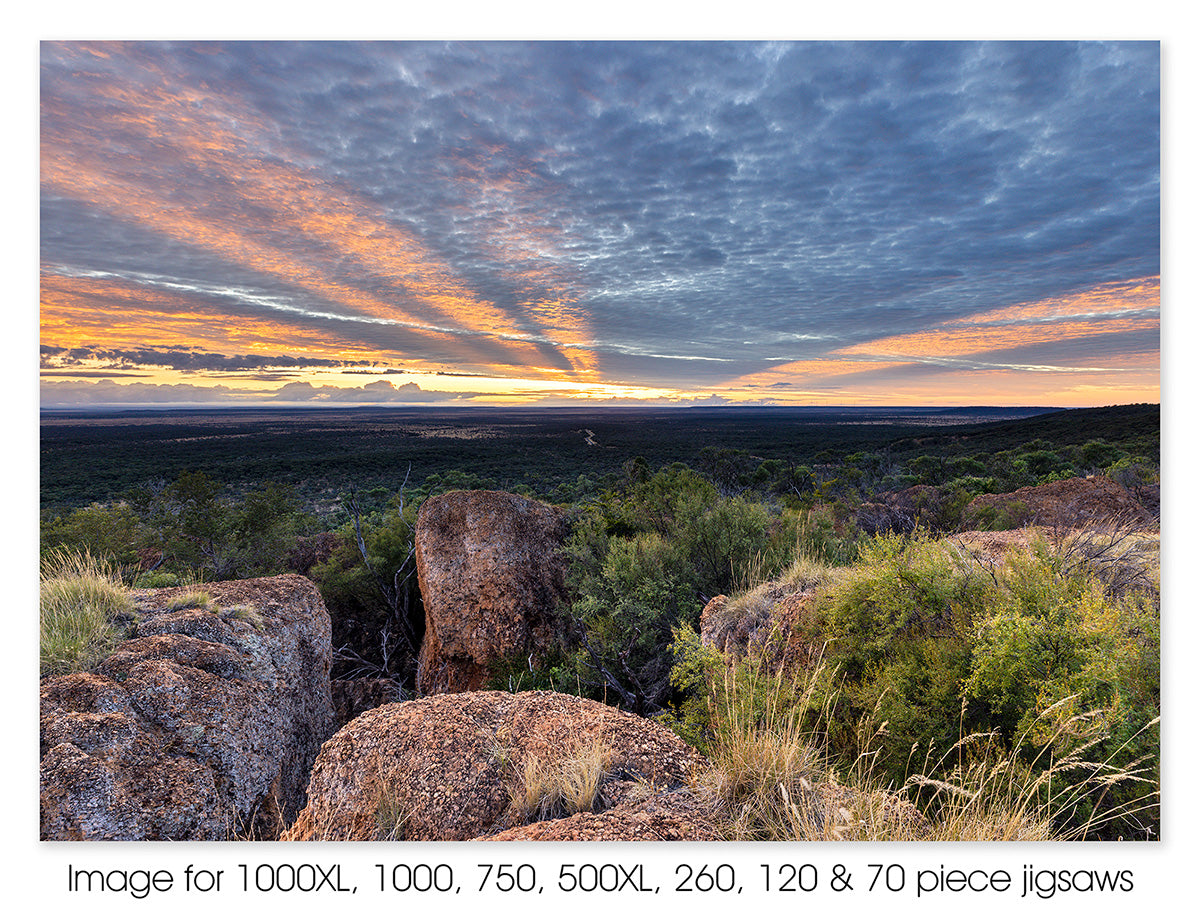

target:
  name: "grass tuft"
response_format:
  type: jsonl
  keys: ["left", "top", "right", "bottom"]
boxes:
{"left": 40, "top": 548, "right": 132, "bottom": 677}
{"left": 165, "top": 589, "right": 217, "bottom": 612}
{"left": 506, "top": 736, "right": 615, "bottom": 824}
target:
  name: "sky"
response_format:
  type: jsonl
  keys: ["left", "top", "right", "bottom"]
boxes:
{"left": 39, "top": 40, "right": 1161, "bottom": 408}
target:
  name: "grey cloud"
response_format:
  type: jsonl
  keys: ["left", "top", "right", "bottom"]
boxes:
{"left": 40, "top": 41, "right": 1159, "bottom": 389}
{"left": 41, "top": 379, "right": 243, "bottom": 404}
{"left": 40, "top": 345, "right": 375, "bottom": 373}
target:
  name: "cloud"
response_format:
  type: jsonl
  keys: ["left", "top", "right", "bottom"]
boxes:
{"left": 41, "top": 376, "right": 478, "bottom": 406}
{"left": 40, "top": 344, "right": 377, "bottom": 373}
{"left": 40, "top": 41, "right": 1159, "bottom": 403}
{"left": 41, "top": 379, "right": 242, "bottom": 405}
{"left": 272, "top": 380, "right": 470, "bottom": 403}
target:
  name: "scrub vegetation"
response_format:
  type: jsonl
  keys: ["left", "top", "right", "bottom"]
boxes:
{"left": 39, "top": 402, "right": 1160, "bottom": 839}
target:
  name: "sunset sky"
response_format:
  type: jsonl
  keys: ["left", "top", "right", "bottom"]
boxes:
{"left": 39, "top": 40, "right": 1160, "bottom": 408}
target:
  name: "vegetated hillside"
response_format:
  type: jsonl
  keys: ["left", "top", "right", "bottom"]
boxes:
{"left": 39, "top": 403, "right": 1154, "bottom": 512}
{"left": 883, "top": 402, "right": 1159, "bottom": 460}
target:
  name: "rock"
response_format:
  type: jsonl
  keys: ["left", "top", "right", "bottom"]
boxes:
{"left": 700, "top": 581, "right": 823, "bottom": 670}
{"left": 283, "top": 690, "right": 702, "bottom": 841}
{"left": 480, "top": 788, "right": 720, "bottom": 840}
{"left": 950, "top": 528, "right": 1044, "bottom": 566}
{"left": 963, "top": 475, "right": 1154, "bottom": 530}
{"left": 698, "top": 595, "right": 731, "bottom": 649}
{"left": 40, "top": 574, "right": 334, "bottom": 840}
{"left": 414, "top": 490, "right": 571, "bottom": 694}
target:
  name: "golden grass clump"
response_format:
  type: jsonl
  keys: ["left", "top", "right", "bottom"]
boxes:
{"left": 220, "top": 604, "right": 264, "bottom": 630}
{"left": 506, "top": 736, "right": 615, "bottom": 824}
{"left": 905, "top": 699, "right": 1161, "bottom": 841}
{"left": 690, "top": 655, "right": 837, "bottom": 840}
{"left": 687, "top": 641, "right": 1158, "bottom": 841}
{"left": 40, "top": 548, "right": 132, "bottom": 676}
{"left": 165, "top": 589, "right": 217, "bottom": 612}
{"left": 374, "top": 771, "right": 417, "bottom": 841}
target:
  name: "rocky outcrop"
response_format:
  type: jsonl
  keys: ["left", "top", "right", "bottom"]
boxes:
{"left": 40, "top": 574, "right": 334, "bottom": 840}
{"left": 700, "top": 588, "right": 824, "bottom": 674}
{"left": 963, "top": 475, "right": 1155, "bottom": 530}
{"left": 283, "top": 690, "right": 701, "bottom": 841}
{"left": 414, "top": 490, "right": 571, "bottom": 694}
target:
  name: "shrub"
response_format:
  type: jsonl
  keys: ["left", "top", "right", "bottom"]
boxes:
{"left": 133, "top": 570, "right": 181, "bottom": 589}
{"left": 824, "top": 533, "right": 994, "bottom": 675}
{"left": 309, "top": 489, "right": 422, "bottom": 682}
{"left": 793, "top": 504, "right": 861, "bottom": 566}
{"left": 562, "top": 466, "right": 798, "bottom": 712}
{"left": 40, "top": 503, "right": 143, "bottom": 571}
{"left": 705, "top": 529, "right": 1162, "bottom": 838}
{"left": 964, "top": 543, "right": 1160, "bottom": 835}
{"left": 40, "top": 548, "right": 133, "bottom": 676}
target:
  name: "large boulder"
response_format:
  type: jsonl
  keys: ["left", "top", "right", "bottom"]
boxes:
{"left": 283, "top": 690, "right": 702, "bottom": 841}
{"left": 414, "top": 490, "right": 571, "bottom": 694}
{"left": 40, "top": 574, "right": 334, "bottom": 840}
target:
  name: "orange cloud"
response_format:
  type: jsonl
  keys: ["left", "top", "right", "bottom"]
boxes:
{"left": 835, "top": 277, "right": 1160, "bottom": 362}
{"left": 720, "top": 358, "right": 910, "bottom": 391}
{"left": 41, "top": 275, "right": 381, "bottom": 358}
{"left": 41, "top": 44, "right": 596, "bottom": 378}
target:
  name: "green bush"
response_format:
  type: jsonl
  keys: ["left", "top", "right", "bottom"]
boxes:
{"left": 309, "top": 490, "right": 422, "bottom": 681}
{"left": 125, "top": 472, "right": 309, "bottom": 581}
{"left": 40, "top": 503, "right": 143, "bottom": 571}
{"left": 561, "top": 465, "right": 796, "bottom": 712}
{"left": 824, "top": 533, "right": 993, "bottom": 675}
{"left": 964, "top": 544, "right": 1160, "bottom": 836}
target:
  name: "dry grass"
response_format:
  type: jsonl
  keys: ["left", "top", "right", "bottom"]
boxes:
{"left": 905, "top": 699, "right": 1161, "bottom": 841}
{"left": 691, "top": 657, "right": 834, "bottom": 840}
{"left": 220, "top": 604, "right": 264, "bottom": 630}
{"left": 689, "top": 644, "right": 1157, "bottom": 841}
{"left": 506, "top": 736, "right": 615, "bottom": 824}
{"left": 165, "top": 589, "right": 217, "bottom": 612}
{"left": 708, "top": 554, "right": 840, "bottom": 654}
{"left": 1051, "top": 523, "right": 1160, "bottom": 600}
{"left": 40, "top": 548, "right": 132, "bottom": 676}
{"left": 374, "top": 775, "right": 417, "bottom": 841}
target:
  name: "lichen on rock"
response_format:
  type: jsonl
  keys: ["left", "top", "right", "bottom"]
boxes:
{"left": 40, "top": 574, "right": 334, "bottom": 840}
{"left": 283, "top": 690, "right": 703, "bottom": 841}
{"left": 414, "top": 490, "right": 571, "bottom": 694}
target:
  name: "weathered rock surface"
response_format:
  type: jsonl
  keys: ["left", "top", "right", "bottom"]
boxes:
{"left": 414, "top": 490, "right": 571, "bottom": 694}
{"left": 700, "top": 587, "right": 826, "bottom": 677}
{"left": 283, "top": 690, "right": 702, "bottom": 841}
{"left": 40, "top": 574, "right": 334, "bottom": 840}
{"left": 480, "top": 789, "right": 720, "bottom": 841}
{"left": 963, "top": 475, "right": 1155, "bottom": 530}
